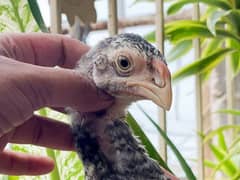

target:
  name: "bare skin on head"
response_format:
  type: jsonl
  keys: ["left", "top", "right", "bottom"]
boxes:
{"left": 70, "top": 33, "right": 176, "bottom": 180}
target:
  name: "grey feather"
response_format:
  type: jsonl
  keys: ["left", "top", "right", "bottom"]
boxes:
{"left": 70, "top": 33, "right": 172, "bottom": 180}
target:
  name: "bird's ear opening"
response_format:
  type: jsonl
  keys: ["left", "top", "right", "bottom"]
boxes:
{"left": 95, "top": 54, "right": 108, "bottom": 70}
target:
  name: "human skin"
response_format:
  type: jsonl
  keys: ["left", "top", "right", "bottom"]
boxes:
{"left": 0, "top": 33, "right": 113, "bottom": 176}
{"left": 0, "top": 33, "right": 177, "bottom": 179}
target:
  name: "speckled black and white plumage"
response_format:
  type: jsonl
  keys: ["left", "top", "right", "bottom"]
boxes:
{"left": 70, "top": 33, "right": 173, "bottom": 180}
{"left": 95, "top": 33, "right": 165, "bottom": 62}
{"left": 72, "top": 117, "right": 169, "bottom": 180}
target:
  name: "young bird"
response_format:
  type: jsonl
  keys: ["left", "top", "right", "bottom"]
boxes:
{"left": 70, "top": 33, "right": 175, "bottom": 180}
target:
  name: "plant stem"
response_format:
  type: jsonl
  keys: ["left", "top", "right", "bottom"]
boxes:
{"left": 225, "top": 24, "right": 237, "bottom": 145}
{"left": 155, "top": 0, "right": 167, "bottom": 162}
{"left": 50, "top": 0, "right": 61, "bottom": 33}
{"left": 46, "top": 149, "right": 61, "bottom": 180}
{"left": 9, "top": 0, "right": 25, "bottom": 32}
{"left": 27, "top": 0, "right": 49, "bottom": 32}
{"left": 193, "top": 2, "right": 204, "bottom": 180}
{"left": 232, "top": 0, "right": 236, "bottom": 8}
{"left": 38, "top": 108, "right": 61, "bottom": 180}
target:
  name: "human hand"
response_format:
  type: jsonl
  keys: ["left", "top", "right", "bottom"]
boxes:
{"left": 0, "top": 33, "right": 113, "bottom": 175}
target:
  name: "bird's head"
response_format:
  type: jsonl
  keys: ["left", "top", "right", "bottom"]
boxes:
{"left": 77, "top": 33, "right": 172, "bottom": 110}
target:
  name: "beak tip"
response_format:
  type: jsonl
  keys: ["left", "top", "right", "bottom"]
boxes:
{"left": 165, "top": 105, "right": 171, "bottom": 111}
{"left": 166, "top": 94, "right": 172, "bottom": 111}
{"left": 158, "top": 88, "right": 172, "bottom": 111}
{"left": 152, "top": 59, "right": 172, "bottom": 111}
{"left": 159, "top": 101, "right": 172, "bottom": 111}
{"left": 165, "top": 106, "right": 170, "bottom": 111}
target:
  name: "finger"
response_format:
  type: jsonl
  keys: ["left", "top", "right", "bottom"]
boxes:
{"left": 0, "top": 134, "right": 9, "bottom": 151}
{"left": 0, "top": 56, "right": 113, "bottom": 112}
{"left": 0, "top": 150, "right": 54, "bottom": 175}
{"left": 30, "top": 66, "right": 114, "bottom": 112}
{"left": 0, "top": 33, "right": 89, "bottom": 68}
{"left": 9, "top": 115, "right": 74, "bottom": 150}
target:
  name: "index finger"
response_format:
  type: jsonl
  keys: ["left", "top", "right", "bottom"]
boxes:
{"left": 8, "top": 115, "right": 74, "bottom": 151}
{"left": 0, "top": 33, "right": 89, "bottom": 68}
{"left": 0, "top": 150, "right": 54, "bottom": 176}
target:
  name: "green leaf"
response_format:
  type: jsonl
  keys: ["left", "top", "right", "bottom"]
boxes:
{"left": 217, "top": 132, "right": 228, "bottom": 152}
{"left": 202, "top": 38, "right": 224, "bottom": 57}
{"left": 236, "top": 0, "right": 240, "bottom": 9}
{"left": 211, "top": 146, "right": 240, "bottom": 177}
{"left": 223, "top": 9, "right": 240, "bottom": 34}
{"left": 225, "top": 10, "right": 240, "bottom": 75}
{"left": 167, "top": 0, "right": 232, "bottom": 15}
{"left": 137, "top": 105, "right": 196, "bottom": 180}
{"left": 229, "top": 135, "right": 240, "bottom": 150}
{"left": 203, "top": 125, "right": 240, "bottom": 143}
{"left": 165, "top": 20, "right": 240, "bottom": 44}
{"left": 173, "top": 48, "right": 235, "bottom": 82}
{"left": 146, "top": 20, "right": 240, "bottom": 45}
{"left": 38, "top": 108, "right": 48, "bottom": 116}
{"left": 9, "top": 0, "right": 25, "bottom": 32}
{"left": 233, "top": 172, "right": 240, "bottom": 180}
{"left": 216, "top": 28, "right": 240, "bottom": 43}
{"left": 166, "top": 40, "right": 193, "bottom": 62}
{"left": 207, "top": 10, "right": 226, "bottom": 36}
{"left": 22, "top": 3, "right": 31, "bottom": 27}
{"left": 165, "top": 20, "right": 211, "bottom": 43}
{"left": 46, "top": 149, "right": 61, "bottom": 180}
{"left": 200, "top": 38, "right": 224, "bottom": 80}
{"left": 27, "top": 0, "right": 48, "bottom": 32}
{"left": 56, "top": 151, "right": 84, "bottom": 180}
{"left": 210, "top": 144, "right": 238, "bottom": 176}
{"left": 0, "top": 1, "right": 38, "bottom": 32}
{"left": 227, "top": 39, "right": 240, "bottom": 75}
{"left": 204, "top": 160, "right": 217, "bottom": 168}
{"left": 36, "top": 109, "right": 62, "bottom": 179}
{"left": 217, "top": 109, "right": 240, "bottom": 116}
{"left": 7, "top": 176, "right": 20, "bottom": 180}
{"left": 201, "top": 6, "right": 219, "bottom": 21}
{"left": 126, "top": 113, "right": 172, "bottom": 172}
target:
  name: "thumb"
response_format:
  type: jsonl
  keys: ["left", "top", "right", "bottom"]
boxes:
{"left": 33, "top": 66, "right": 113, "bottom": 112}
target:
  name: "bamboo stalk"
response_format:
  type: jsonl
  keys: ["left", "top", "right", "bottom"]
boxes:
{"left": 226, "top": 25, "right": 235, "bottom": 141}
{"left": 50, "top": 0, "right": 61, "bottom": 33}
{"left": 193, "top": 3, "right": 204, "bottom": 180}
{"left": 155, "top": 0, "right": 167, "bottom": 162}
{"left": 108, "top": 0, "right": 118, "bottom": 36}
{"left": 226, "top": 62, "right": 235, "bottom": 125}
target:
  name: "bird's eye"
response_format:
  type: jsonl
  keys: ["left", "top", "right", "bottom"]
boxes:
{"left": 118, "top": 57, "right": 130, "bottom": 69}
{"left": 115, "top": 55, "right": 133, "bottom": 76}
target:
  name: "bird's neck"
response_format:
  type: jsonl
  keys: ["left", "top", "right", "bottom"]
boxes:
{"left": 71, "top": 99, "right": 130, "bottom": 127}
{"left": 72, "top": 101, "right": 166, "bottom": 179}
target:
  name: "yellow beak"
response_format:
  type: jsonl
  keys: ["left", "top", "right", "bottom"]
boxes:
{"left": 127, "top": 60, "right": 172, "bottom": 110}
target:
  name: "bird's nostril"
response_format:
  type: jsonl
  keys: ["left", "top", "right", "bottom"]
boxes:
{"left": 152, "top": 76, "right": 165, "bottom": 88}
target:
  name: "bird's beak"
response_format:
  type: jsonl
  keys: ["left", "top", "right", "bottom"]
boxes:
{"left": 127, "top": 60, "right": 172, "bottom": 110}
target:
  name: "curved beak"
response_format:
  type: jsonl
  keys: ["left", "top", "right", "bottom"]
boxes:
{"left": 127, "top": 60, "right": 172, "bottom": 110}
